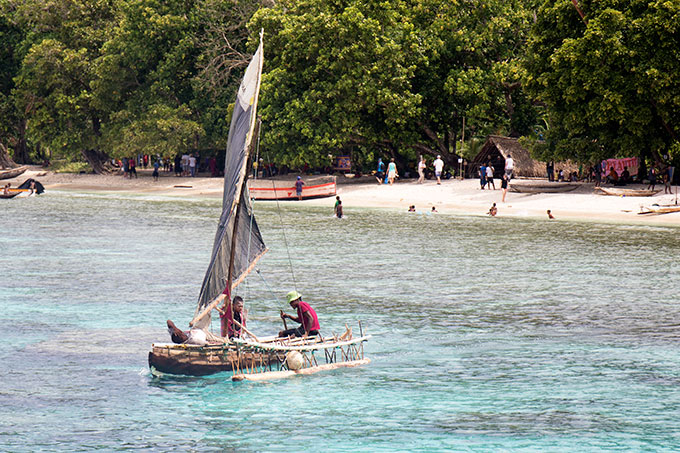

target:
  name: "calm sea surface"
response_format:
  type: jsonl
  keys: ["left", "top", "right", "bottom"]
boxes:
{"left": 1, "top": 190, "right": 680, "bottom": 451}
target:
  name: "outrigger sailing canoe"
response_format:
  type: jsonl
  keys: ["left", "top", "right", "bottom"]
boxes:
{"left": 148, "top": 32, "right": 370, "bottom": 380}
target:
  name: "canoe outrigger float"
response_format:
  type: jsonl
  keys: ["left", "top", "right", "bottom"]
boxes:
{"left": 148, "top": 31, "right": 370, "bottom": 380}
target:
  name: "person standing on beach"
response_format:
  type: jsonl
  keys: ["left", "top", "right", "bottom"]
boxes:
{"left": 479, "top": 163, "right": 487, "bottom": 190}
{"left": 501, "top": 174, "right": 509, "bottom": 202}
{"left": 387, "top": 158, "right": 398, "bottom": 185}
{"left": 152, "top": 160, "right": 160, "bottom": 181}
{"left": 295, "top": 176, "right": 305, "bottom": 200}
{"left": 417, "top": 156, "right": 426, "bottom": 184}
{"left": 647, "top": 167, "right": 657, "bottom": 190}
{"left": 486, "top": 163, "right": 495, "bottom": 190}
{"left": 189, "top": 154, "right": 197, "bottom": 177}
{"left": 504, "top": 154, "right": 514, "bottom": 179}
{"left": 181, "top": 153, "right": 190, "bottom": 176}
{"left": 375, "top": 158, "right": 385, "bottom": 184}
{"left": 128, "top": 157, "right": 137, "bottom": 178}
{"left": 664, "top": 166, "right": 674, "bottom": 194}
{"left": 433, "top": 155, "right": 444, "bottom": 185}
{"left": 122, "top": 157, "right": 129, "bottom": 178}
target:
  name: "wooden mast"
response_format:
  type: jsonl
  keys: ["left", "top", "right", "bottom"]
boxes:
{"left": 190, "top": 33, "right": 264, "bottom": 328}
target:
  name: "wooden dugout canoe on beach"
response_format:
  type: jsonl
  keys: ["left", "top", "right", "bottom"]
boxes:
{"left": 0, "top": 166, "right": 28, "bottom": 180}
{"left": 638, "top": 204, "right": 680, "bottom": 215}
{"left": 509, "top": 181, "right": 579, "bottom": 193}
{"left": 596, "top": 187, "right": 662, "bottom": 197}
{"left": 248, "top": 177, "right": 336, "bottom": 200}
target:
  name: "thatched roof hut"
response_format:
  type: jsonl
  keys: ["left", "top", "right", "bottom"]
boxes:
{"left": 468, "top": 135, "right": 578, "bottom": 179}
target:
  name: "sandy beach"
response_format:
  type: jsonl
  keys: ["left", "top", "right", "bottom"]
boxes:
{"left": 7, "top": 165, "right": 680, "bottom": 225}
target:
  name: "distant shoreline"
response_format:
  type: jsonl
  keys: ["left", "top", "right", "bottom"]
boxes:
{"left": 8, "top": 165, "right": 680, "bottom": 226}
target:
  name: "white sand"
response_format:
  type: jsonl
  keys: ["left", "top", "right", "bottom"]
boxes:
{"left": 9, "top": 166, "right": 680, "bottom": 225}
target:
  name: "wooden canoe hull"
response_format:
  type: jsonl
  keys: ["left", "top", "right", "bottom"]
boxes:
{"left": 596, "top": 187, "right": 661, "bottom": 197}
{"left": 148, "top": 343, "right": 280, "bottom": 376}
{"left": 248, "top": 181, "right": 336, "bottom": 200}
{"left": 639, "top": 205, "right": 680, "bottom": 215}
{"left": 510, "top": 182, "right": 579, "bottom": 193}
{"left": 1, "top": 188, "right": 30, "bottom": 199}
{"left": 0, "top": 166, "right": 28, "bottom": 180}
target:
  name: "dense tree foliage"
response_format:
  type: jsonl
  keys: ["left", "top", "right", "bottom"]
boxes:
{"left": 252, "top": 0, "right": 538, "bottom": 170}
{"left": 0, "top": 0, "right": 678, "bottom": 172}
{"left": 524, "top": 0, "right": 680, "bottom": 166}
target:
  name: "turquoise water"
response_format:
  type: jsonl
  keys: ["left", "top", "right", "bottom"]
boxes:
{"left": 2, "top": 191, "right": 680, "bottom": 451}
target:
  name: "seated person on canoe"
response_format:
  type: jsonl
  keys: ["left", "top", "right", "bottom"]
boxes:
{"left": 166, "top": 295, "right": 247, "bottom": 343}
{"left": 279, "top": 291, "right": 320, "bottom": 338}
{"left": 216, "top": 295, "right": 247, "bottom": 338}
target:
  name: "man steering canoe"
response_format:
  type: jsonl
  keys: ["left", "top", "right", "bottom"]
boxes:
{"left": 279, "top": 291, "right": 320, "bottom": 338}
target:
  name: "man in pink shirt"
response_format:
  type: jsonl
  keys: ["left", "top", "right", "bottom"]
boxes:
{"left": 279, "top": 291, "right": 320, "bottom": 337}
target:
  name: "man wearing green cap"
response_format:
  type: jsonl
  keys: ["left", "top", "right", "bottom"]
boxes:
{"left": 279, "top": 290, "right": 320, "bottom": 338}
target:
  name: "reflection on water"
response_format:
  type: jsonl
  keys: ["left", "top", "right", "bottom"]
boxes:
{"left": 1, "top": 191, "right": 680, "bottom": 450}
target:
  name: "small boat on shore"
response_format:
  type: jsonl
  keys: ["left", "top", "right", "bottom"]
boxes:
{"left": 509, "top": 181, "right": 579, "bottom": 193}
{"left": 0, "top": 165, "right": 28, "bottom": 180}
{"left": 596, "top": 187, "right": 661, "bottom": 197}
{"left": 638, "top": 204, "right": 680, "bottom": 215}
{"left": 248, "top": 176, "right": 336, "bottom": 200}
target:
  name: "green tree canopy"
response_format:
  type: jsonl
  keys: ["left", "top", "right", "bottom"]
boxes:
{"left": 524, "top": 0, "right": 680, "bottom": 165}
{"left": 251, "top": 0, "right": 538, "bottom": 170}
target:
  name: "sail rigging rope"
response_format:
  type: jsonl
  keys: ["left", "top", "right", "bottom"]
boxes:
{"left": 243, "top": 117, "right": 263, "bottom": 303}
{"left": 263, "top": 147, "right": 298, "bottom": 294}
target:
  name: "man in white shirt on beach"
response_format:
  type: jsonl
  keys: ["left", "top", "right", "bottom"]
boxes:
{"left": 433, "top": 155, "right": 444, "bottom": 185}
{"left": 181, "top": 153, "right": 190, "bottom": 176}
{"left": 189, "top": 154, "right": 197, "bottom": 177}
{"left": 504, "top": 154, "right": 514, "bottom": 179}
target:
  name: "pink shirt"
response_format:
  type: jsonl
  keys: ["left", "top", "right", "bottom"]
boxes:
{"left": 220, "top": 306, "right": 246, "bottom": 338}
{"left": 297, "top": 301, "right": 320, "bottom": 332}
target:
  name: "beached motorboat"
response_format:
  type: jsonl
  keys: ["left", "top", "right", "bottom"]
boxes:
{"left": 248, "top": 176, "right": 336, "bottom": 200}
{"left": 0, "top": 165, "right": 28, "bottom": 180}
{"left": 509, "top": 181, "right": 579, "bottom": 193}
{"left": 596, "top": 187, "right": 661, "bottom": 197}
{"left": 149, "top": 32, "right": 369, "bottom": 379}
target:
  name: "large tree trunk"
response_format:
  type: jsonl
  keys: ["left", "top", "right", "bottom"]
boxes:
{"left": 13, "top": 118, "right": 30, "bottom": 164}
{"left": 82, "top": 149, "right": 115, "bottom": 174}
{"left": 0, "top": 142, "right": 17, "bottom": 169}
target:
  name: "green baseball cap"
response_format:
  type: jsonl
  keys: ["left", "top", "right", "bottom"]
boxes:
{"left": 286, "top": 290, "right": 302, "bottom": 304}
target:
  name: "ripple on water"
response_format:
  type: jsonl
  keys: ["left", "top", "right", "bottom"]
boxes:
{"left": 1, "top": 193, "right": 680, "bottom": 450}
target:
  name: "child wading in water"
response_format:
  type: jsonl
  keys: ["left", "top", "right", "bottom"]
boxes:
{"left": 334, "top": 196, "right": 343, "bottom": 218}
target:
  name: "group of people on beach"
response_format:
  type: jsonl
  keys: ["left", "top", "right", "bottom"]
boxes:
{"left": 167, "top": 290, "right": 320, "bottom": 344}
